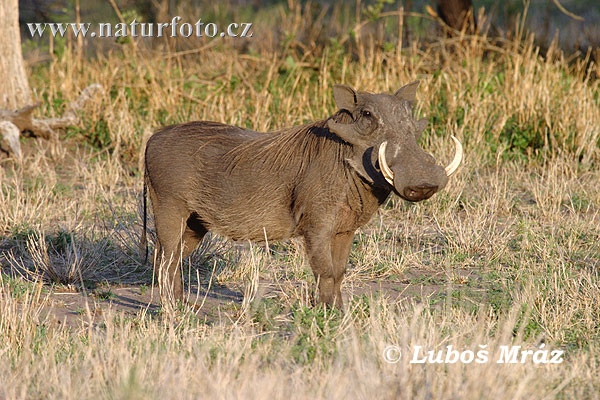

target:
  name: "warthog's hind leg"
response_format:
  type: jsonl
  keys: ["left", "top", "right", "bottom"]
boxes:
{"left": 153, "top": 204, "right": 206, "bottom": 304}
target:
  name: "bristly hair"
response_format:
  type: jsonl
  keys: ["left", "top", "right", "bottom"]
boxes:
{"left": 224, "top": 110, "right": 355, "bottom": 177}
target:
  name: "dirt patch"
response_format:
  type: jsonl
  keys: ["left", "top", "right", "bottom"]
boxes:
{"left": 37, "top": 282, "right": 245, "bottom": 329}
{"left": 34, "top": 265, "right": 487, "bottom": 329}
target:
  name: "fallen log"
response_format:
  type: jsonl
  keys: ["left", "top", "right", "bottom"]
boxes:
{"left": 0, "top": 84, "right": 103, "bottom": 159}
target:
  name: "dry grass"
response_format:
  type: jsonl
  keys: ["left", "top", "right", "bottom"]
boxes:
{"left": 1, "top": 2, "right": 599, "bottom": 398}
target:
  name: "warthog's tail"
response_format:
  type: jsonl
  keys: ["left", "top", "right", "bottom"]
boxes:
{"left": 139, "top": 170, "right": 149, "bottom": 265}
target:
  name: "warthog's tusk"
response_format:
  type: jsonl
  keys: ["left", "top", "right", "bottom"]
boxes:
{"left": 445, "top": 135, "right": 463, "bottom": 177}
{"left": 378, "top": 141, "right": 395, "bottom": 186}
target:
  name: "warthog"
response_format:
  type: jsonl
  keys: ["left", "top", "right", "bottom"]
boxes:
{"left": 141, "top": 81, "right": 462, "bottom": 307}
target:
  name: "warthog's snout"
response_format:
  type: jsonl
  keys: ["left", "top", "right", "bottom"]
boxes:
{"left": 403, "top": 184, "right": 439, "bottom": 202}
{"left": 378, "top": 136, "right": 463, "bottom": 202}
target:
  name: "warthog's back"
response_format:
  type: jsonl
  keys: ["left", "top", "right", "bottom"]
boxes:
{"left": 145, "top": 121, "right": 301, "bottom": 241}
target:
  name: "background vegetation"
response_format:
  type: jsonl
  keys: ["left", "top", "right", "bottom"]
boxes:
{"left": 1, "top": 0, "right": 599, "bottom": 398}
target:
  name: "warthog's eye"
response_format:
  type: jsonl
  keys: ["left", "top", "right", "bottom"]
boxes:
{"left": 356, "top": 109, "right": 376, "bottom": 134}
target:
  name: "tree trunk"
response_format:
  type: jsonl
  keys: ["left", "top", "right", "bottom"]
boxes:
{"left": 0, "top": 0, "right": 32, "bottom": 109}
{"left": 437, "top": 0, "right": 476, "bottom": 34}
{"left": 0, "top": 1, "right": 103, "bottom": 160}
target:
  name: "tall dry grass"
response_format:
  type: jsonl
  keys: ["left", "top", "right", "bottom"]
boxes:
{"left": 0, "top": 1, "right": 599, "bottom": 398}
{"left": 0, "top": 273, "right": 598, "bottom": 399}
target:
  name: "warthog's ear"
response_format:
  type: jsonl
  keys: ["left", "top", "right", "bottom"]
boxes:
{"left": 415, "top": 118, "right": 428, "bottom": 140}
{"left": 333, "top": 84, "right": 358, "bottom": 111}
{"left": 394, "top": 80, "right": 420, "bottom": 104}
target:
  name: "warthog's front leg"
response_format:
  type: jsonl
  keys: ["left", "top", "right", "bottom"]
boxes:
{"left": 304, "top": 230, "right": 342, "bottom": 308}
{"left": 330, "top": 231, "right": 355, "bottom": 307}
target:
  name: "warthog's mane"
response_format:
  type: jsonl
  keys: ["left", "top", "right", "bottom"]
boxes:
{"left": 224, "top": 110, "right": 355, "bottom": 177}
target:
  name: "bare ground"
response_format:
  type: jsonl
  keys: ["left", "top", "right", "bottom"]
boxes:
{"left": 32, "top": 265, "right": 487, "bottom": 331}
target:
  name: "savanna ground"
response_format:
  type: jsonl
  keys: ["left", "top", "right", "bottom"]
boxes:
{"left": 1, "top": 1, "right": 600, "bottom": 398}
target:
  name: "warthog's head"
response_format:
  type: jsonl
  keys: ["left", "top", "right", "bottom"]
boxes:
{"left": 327, "top": 81, "right": 462, "bottom": 201}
